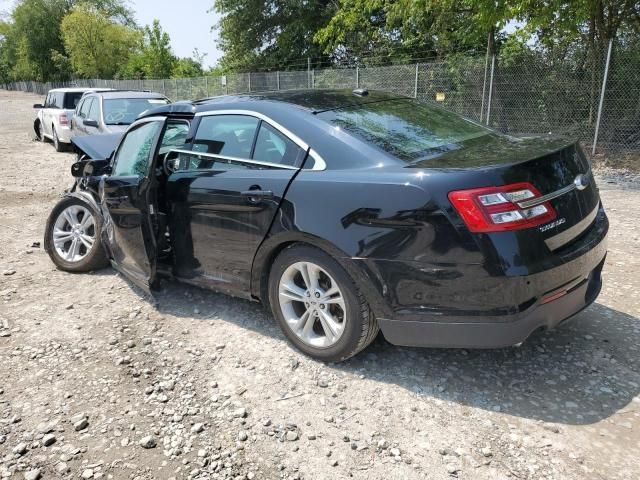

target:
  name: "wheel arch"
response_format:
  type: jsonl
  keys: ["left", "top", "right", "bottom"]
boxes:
{"left": 250, "top": 232, "right": 391, "bottom": 320}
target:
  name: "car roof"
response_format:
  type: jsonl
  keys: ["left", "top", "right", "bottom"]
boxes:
{"left": 48, "top": 88, "right": 95, "bottom": 93}
{"left": 193, "top": 89, "right": 407, "bottom": 114}
{"left": 91, "top": 90, "right": 167, "bottom": 100}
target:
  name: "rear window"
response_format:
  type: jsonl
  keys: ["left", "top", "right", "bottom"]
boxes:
{"left": 103, "top": 98, "right": 169, "bottom": 125}
{"left": 63, "top": 92, "right": 84, "bottom": 110}
{"left": 317, "top": 99, "right": 491, "bottom": 163}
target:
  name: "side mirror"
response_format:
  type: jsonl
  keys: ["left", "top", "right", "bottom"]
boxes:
{"left": 33, "top": 104, "right": 44, "bottom": 109}
{"left": 84, "top": 119, "right": 99, "bottom": 128}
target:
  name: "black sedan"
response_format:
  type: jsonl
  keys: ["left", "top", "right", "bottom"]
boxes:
{"left": 44, "top": 89, "right": 608, "bottom": 362}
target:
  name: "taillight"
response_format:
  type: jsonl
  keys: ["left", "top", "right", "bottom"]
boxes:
{"left": 59, "top": 114, "right": 69, "bottom": 125}
{"left": 448, "top": 182, "right": 556, "bottom": 233}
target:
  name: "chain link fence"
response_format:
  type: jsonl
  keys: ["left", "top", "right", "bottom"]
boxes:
{"left": 3, "top": 42, "right": 639, "bottom": 158}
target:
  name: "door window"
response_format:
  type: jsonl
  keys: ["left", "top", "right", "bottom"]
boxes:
{"left": 159, "top": 120, "right": 190, "bottom": 154}
{"left": 112, "top": 121, "right": 163, "bottom": 177}
{"left": 79, "top": 98, "right": 93, "bottom": 119}
{"left": 252, "top": 122, "right": 303, "bottom": 166}
{"left": 193, "top": 115, "right": 259, "bottom": 158}
{"left": 88, "top": 98, "right": 101, "bottom": 122}
{"left": 45, "top": 93, "right": 53, "bottom": 108}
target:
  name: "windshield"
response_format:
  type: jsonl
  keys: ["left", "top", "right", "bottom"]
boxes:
{"left": 63, "top": 92, "right": 84, "bottom": 110}
{"left": 317, "top": 99, "right": 492, "bottom": 163}
{"left": 103, "top": 98, "right": 169, "bottom": 125}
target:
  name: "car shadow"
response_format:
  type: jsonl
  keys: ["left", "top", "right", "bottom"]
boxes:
{"left": 145, "top": 278, "right": 639, "bottom": 426}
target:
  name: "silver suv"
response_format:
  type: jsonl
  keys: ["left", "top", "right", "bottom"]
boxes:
{"left": 70, "top": 90, "right": 170, "bottom": 139}
{"left": 33, "top": 88, "right": 104, "bottom": 151}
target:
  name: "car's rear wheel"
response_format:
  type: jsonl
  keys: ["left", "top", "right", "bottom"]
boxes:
{"left": 44, "top": 196, "right": 109, "bottom": 272}
{"left": 268, "top": 244, "right": 379, "bottom": 362}
{"left": 52, "top": 126, "right": 64, "bottom": 152}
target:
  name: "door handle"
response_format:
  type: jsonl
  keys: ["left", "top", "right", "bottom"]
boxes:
{"left": 241, "top": 189, "right": 274, "bottom": 203}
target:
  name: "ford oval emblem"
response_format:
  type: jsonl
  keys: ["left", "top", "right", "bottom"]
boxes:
{"left": 574, "top": 174, "right": 589, "bottom": 191}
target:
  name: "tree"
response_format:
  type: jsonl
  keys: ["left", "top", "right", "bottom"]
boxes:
{"left": 61, "top": 4, "right": 139, "bottom": 78}
{"left": 214, "top": 0, "right": 336, "bottom": 72}
{"left": 172, "top": 49, "right": 206, "bottom": 77}
{"left": 0, "top": 0, "right": 134, "bottom": 81}
{"left": 120, "top": 20, "right": 177, "bottom": 79}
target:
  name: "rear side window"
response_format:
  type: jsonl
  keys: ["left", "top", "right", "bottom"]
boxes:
{"left": 253, "top": 122, "right": 303, "bottom": 166}
{"left": 64, "top": 92, "right": 84, "bottom": 110}
{"left": 193, "top": 115, "right": 259, "bottom": 158}
{"left": 54, "top": 92, "right": 65, "bottom": 108}
{"left": 317, "top": 99, "right": 491, "bottom": 164}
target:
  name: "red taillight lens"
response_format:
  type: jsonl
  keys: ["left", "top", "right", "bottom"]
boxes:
{"left": 448, "top": 182, "right": 556, "bottom": 233}
{"left": 59, "top": 114, "right": 69, "bottom": 125}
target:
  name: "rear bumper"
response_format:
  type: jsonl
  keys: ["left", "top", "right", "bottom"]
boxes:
{"left": 378, "top": 256, "right": 604, "bottom": 348}
{"left": 57, "top": 125, "right": 73, "bottom": 144}
{"left": 373, "top": 206, "right": 608, "bottom": 348}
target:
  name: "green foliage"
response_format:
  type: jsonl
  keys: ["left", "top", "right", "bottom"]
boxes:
{"left": 61, "top": 4, "right": 139, "bottom": 78}
{"left": 214, "top": 0, "right": 335, "bottom": 72}
{"left": 172, "top": 57, "right": 204, "bottom": 78}
{"left": 120, "top": 20, "right": 178, "bottom": 79}
{"left": 0, "top": 0, "right": 134, "bottom": 81}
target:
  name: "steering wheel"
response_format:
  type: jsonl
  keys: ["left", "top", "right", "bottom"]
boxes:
{"left": 105, "top": 111, "right": 126, "bottom": 123}
{"left": 162, "top": 151, "right": 181, "bottom": 176}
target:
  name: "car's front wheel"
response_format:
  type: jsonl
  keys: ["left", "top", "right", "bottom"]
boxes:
{"left": 36, "top": 120, "right": 45, "bottom": 142}
{"left": 268, "top": 244, "right": 379, "bottom": 362}
{"left": 44, "top": 196, "right": 109, "bottom": 272}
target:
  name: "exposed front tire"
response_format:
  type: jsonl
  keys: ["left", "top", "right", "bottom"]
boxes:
{"left": 44, "top": 196, "right": 109, "bottom": 272}
{"left": 268, "top": 244, "right": 379, "bottom": 362}
{"left": 35, "top": 120, "right": 45, "bottom": 142}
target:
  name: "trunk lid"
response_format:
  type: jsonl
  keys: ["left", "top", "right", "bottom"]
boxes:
{"left": 415, "top": 134, "right": 601, "bottom": 253}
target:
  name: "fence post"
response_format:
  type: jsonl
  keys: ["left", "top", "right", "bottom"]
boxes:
{"left": 205, "top": 76, "right": 209, "bottom": 97}
{"left": 592, "top": 38, "right": 613, "bottom": 156}
{"left": 311, "top": 69, "right": 315, "bottom": 89}
{"left": 480, "top": 40, "right": 490, "bottom": 122}
{"left": 485, "top": 55, "right": 496, "bottom": 125}
{"left": 162, "top": 79, "right": 166, "bottom": 97}
{"left": 356, "top": 66, "right": 359, "bottom": 88}
{"left": 414, "top": 63, "right": 419, "bottom": 98}
{"left": 248, "top": 72, "right": 251, "bottom": 92}
{"left": 276, "top": 71, "right": 280, "bottom": 90}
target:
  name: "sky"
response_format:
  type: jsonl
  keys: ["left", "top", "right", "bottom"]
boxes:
{"left": 131, "top": 0, "right": 222, "bottom": 68}
{"left": 0, "top": 0, "right": 224, "bottom": 68}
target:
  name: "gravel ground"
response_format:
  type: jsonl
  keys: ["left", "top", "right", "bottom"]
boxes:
{"left": 1, "top": 89, "right": 639, "bottom": 480}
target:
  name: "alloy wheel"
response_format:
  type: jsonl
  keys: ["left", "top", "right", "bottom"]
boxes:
{"left": 278, "top": 261, "right": 347, "bottom": 348}
{"left": 52, "top": 205, "right": 96, "bottom": 263}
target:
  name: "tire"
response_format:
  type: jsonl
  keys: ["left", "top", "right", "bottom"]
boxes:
{"left": 44, "top": 196, "right": 110, "bottom": 273}
{"left": 36, "top": 120, "right": 46, "bottom": 142}
{"left": 268, "top": 244, "right": 379, "bottom": 362}
{"left": 52, "top": 126, "right": 64, "bottom": 152}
